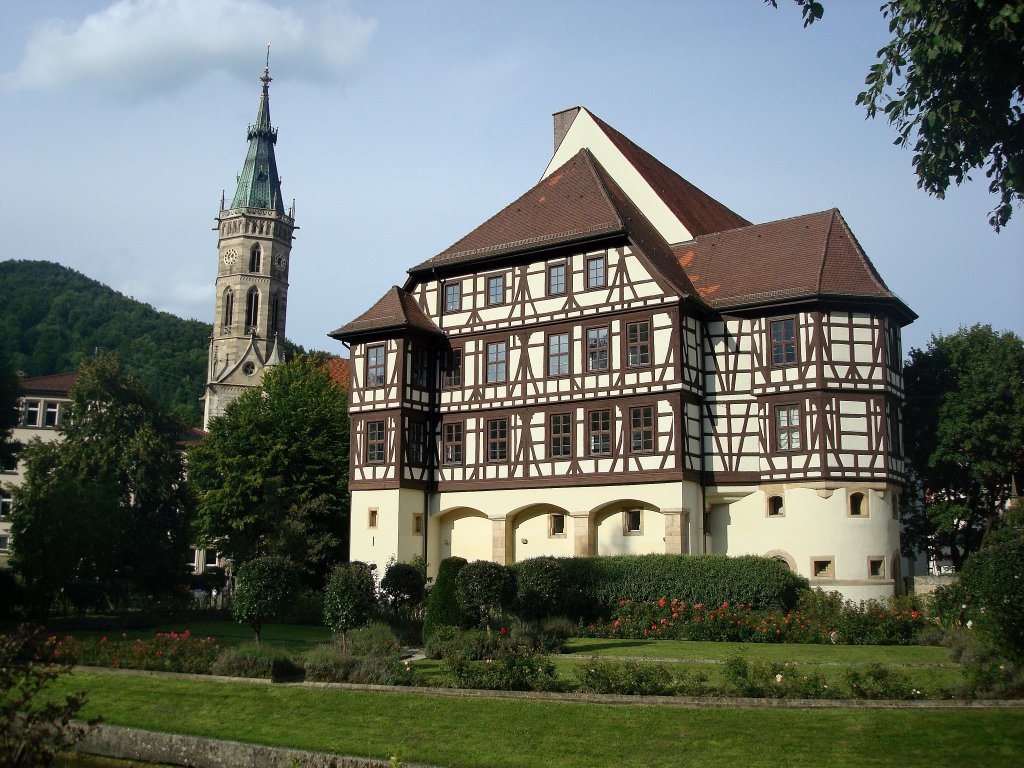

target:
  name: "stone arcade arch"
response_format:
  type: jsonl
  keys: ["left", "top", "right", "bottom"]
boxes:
{"left": 591, "top": 499, "right": 666, "bottom": 556}
{"left": 434, "top": 507, "right": 490, "bottom": 564}
{"left": 506, "top": 503, "right": 574, "bottom": 563}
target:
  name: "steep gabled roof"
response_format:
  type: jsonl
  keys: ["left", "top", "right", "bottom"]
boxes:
{"left": 19, "top": 371, "right": 79, "bottom": 396}
{"left": 672, "top": 209, "right": 915, "bottom": 319}
{"left": 329, "top": 286, "right": 443, "bottom": 341}
{"left": 586, "top": 110, "right": 751, "bottom": 237}
{"left": 410, "top": 149, "right": 626, "bottom": 274}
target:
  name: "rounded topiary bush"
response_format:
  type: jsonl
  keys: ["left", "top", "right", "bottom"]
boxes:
{"left": 380, "top": 561, "right": 426, "bottom": 610}
{"left": 232, "top": 555, "right": 300, "bottom": 643}
{"left": 422, "top": 556, "right": 469, "bottom": 642}
{"left": 323, "top": 562, "right": 376, "bottom": 650}
{"left": 512, "top": 557, "right": 568, "bottom": 622}
{"left": 456, "top": 560, "right": 516, "bottom": 627}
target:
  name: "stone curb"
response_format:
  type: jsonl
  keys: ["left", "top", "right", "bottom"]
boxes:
{"left": 559, "top": 653, "right": 960, "bottom": 668}
{"left": 74, "top": 722, "right": 439, "bottom": 768}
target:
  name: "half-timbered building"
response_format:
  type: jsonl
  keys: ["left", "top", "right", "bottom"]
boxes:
{"left": 331, "top": 107, "right": 915, "bottom": 601}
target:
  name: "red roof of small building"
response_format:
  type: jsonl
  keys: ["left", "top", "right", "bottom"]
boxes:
{"left": 19, "top": 371, "right": 79, "bottom": 396}
{"left": 330, "top": 285, "right": 444, "bottom": 340}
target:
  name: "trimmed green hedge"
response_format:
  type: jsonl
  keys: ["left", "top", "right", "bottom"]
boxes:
{"left": 422, "top": 556, "right": 469, "bottom": 641}
{"left": 558, "top": 554, "right": 808, "bottom": 613}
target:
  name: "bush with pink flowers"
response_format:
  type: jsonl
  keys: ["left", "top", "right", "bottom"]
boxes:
{"left": 70, "top": 630, "right": 222, "bottom": 673}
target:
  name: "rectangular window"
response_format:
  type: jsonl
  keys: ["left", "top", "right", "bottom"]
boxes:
{"left": 413, "top": 513, "right": 424, "bottom": 535}
{"left": 868, "top": 557, "right": 885, "bottom": 578}
{"left": 586, "top": 255, "right": 607, "bottom": 289}
{"left": 22, "top": 400, "right": 40, "bottom": 427}
{"left": 486, "top": 341, "right": 507, "bottom": 383}
{"left": 586, "top": 327, "right": 609, "bottom": 372}
{"left": 812, "top": 558, "right": 835, "bottom": 579}
{"left": 407, "top": 422, "right": 426, "bottom": 466}
{"left": 366, "top": 421, "right": 386, "bottom": 463}
{"left": 549, "top": 513, "right": 566, "bottom": 537}
{"left": 411, "top": 346, "right": 430, "bottom": 389}
{"left": 366, "top": 345, "right": 386, "bottom": 387}
{"left": 630, "top": 405, "right": 654, "bottom": 453}
{"left": 887, "top": 400, "right": 902, "bottom": 456}
{"left": 775, "top": 405, "right": 801, "bottom": 451}
{"left": 445, "top": 282, "right": 461, "bottom": 313}
{"left": 368, "top": 508, "right": 378, "bottom": 528}
{"left": 204, "top": 549, "right": 218, "bottom": 568}
{"left": 770, "top": 318, "right": 797, "bottom": 366}
{"left": 443, "top": 349, "right": 463, "bottom": 389}
{"left": 589, "top": 409, "right": 611, "bottom": 455}
{"left": 547, "top": 263, "right": 566, "bottom": 296}
{"left": 626, "top": 321, "right": 650, "bottom": 367}
{"left": 550, "top": 413, "right": 572, "bottom": 458}
{"left": 44, "top": 402, "right": 60, "bottom": 427}
{"left": 887, "top": 323, "right": 902, "bottom": 371}
{"left": 0, "top": 490, "right": 12, "bottom": 519}
{"left": 0, "top": 535, "right": 9, "bottom": 554}
{"left": 443, "top": 422, "right": 463, "bottom": 465}
{"left": 487, "top": 418, "right": 508, "bottom": 462}
{"left": 487, "top": 275, "right": 505, "bottom": 306}
{"left": 624, "top": 509, "right": 642, "bottom": 534}
{"left": 547, "top": 333, "right": 570, "bottom": 377}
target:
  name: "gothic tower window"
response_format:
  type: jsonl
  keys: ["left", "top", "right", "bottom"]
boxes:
{"left": 271, "top": 291, "right": 280, "bottom": 334}
{"left": 246, "top": 287, "right": 259, "bottom": 333}
{"left": 222, "top": 288, "right": 234, "bottom": 331}
{"left": 249, "top": 244, "right": 262, "bottom": 273}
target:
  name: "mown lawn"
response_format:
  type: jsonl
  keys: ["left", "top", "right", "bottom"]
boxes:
{"left": 52, "top": 670, "right": 1023, "bottom": 768}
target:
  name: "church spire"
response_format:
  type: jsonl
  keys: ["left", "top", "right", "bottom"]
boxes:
{"left": 231, "top": 45, "right": 284, "bottom": 214}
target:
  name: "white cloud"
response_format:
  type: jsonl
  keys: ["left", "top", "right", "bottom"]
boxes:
{"left": 1, "top": 0, "right": 375, "bottom": 98}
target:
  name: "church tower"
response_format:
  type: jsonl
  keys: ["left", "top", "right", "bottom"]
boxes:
{"left": 204, "top": 54, "right": 295, "bottom": 428}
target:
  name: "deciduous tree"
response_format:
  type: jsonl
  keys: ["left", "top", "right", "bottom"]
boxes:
{"left": 901, "top": 325, "right": 1024, "bottom": 567}
{"left": 189, "top": 356, "right": 349, "bottom": 588}
{"left": 0, "top": 358, "right": 20, "bottom": 470}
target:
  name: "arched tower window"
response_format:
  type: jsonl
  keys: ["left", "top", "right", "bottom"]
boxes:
{"left": 271, "top": 291, "right": 280, "bottom": 334}
{"left": 246, "top": 287, "right": 259, "bottom": 333}
{"left": 249, "top": 244, "right": 262, "bottom": 273}
{"left": 222, "top": 288, "right": 234, "bottom": 331}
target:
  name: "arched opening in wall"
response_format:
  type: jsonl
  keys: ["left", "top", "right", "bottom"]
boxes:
{"left": 245, "top": 288, "right": 259, "bottom": 333}
{"left": 592, "top": 500, "right": 664, "bottom": 557}
{"left": 270, "top": 291, "right": 280, "bottom": 335}
{"left": 767, "top": 495, "right": 785, "bottom": 517}
{"left": 849, "top": 492, "right": 866, "bottom": 517}
{"left": 764, "top": 550, "right": 797, "bottom": 573}
{"left": 507, "top": 503, "right": 572, "bottom": 563}
{"left": 249, "top": 244, "right": 262, "bottom": 272}
{"left": 436, "top": 507, "right": 490, "bottom": 563}
{"left": 222, "top": 289, "right": 234, "bottom": 331}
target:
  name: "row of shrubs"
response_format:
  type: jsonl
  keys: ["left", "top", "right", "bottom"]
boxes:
{"left": 423, "top": 554, "right": 806, "bottom": 635}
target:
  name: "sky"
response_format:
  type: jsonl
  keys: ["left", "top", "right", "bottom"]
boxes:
{"left": 1, "top": 0, "right": 1021, "bottom": 358}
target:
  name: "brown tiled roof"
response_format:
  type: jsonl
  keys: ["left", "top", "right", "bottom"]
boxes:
{"left": 176, "top": 427, "right": 207, "bottom": 447}
{"left": 672, "top": 209, "right": 912, "bottom": 316}
{"left": 410, "top": 149, "right": 626, "bottom": 273}
{"left": 19, "top": 371, "right": 79, "bottom": 396}
{"left": 323, "top": 356, "right": 350, "bottom": 390}
{"left": 330, "top": 286, "right": 443, "bottom": 340}
{"left": 587, "top": 110, "right": 751, "bottom": 238}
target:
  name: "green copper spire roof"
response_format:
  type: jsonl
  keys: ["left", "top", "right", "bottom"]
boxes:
{"left": 231, "top": 54, "right": 285, "bottom": 214}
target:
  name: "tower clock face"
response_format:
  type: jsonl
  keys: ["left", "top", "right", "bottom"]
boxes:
{"left": 273, "top": 252, "right": 287, "bottom": 272}
{"left": 222, "top": 249, "right": 238, "bottom": 267}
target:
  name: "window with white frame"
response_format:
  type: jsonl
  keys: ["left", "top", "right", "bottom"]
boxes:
{"left": 44, "top": 402, "right": 59, "bottom": 427}
{"left": 486, "top": 341, "right": 507, "bottom": 383}
{"left": 22, "top": 400, "right": 40, "bottom": 427}
{"left": 487, "top": 275, "right": 505, "bottom": 306}
{"left": 0, "top": 535, "right": 9, "bottom": 554}
{"left": 366, "top": 345, "right": 386, "bottom": 387}
{"left": 586, "top": 255, "right": 606, "bottom": 289}
{"left": 547, "top": 263, "right": 566, "bottom": 296}
{"left": 445, "top": 282, "right": 462, "bottom": 313}
{"left": 0, "top": 489, "right": 12, "bottom": 518}
{"left": 775, "top": 405, "right": 801, "bottom": 451}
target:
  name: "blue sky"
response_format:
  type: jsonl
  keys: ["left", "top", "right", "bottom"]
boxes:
{"left": 1, "top": 0, "right": 1020, "bottom": 356}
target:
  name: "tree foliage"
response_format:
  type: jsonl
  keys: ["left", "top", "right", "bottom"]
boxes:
{"left": 772, "top": 1, "right": 1024, "bottom": 230}
{"left": 232, "top": 555, "right": 300, "bottom": 643}
{"left": 455, "top": 560, "right": 516, "bottom": 628}
{"left": 10, "top": 353, "right": 193, "bottom": 613}
{"left": 189, "top": 356, "right": 349, "bottom": 589}
{"left": 0, "top": 357, "right": 20, "bottom": 470}
{"left": 902, "top": 325, "right": 1024, "bottom": 567}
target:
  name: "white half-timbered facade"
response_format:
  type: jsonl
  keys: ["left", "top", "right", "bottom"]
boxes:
{"left": 332, "top": 108, "right": 915, "bottom": 601}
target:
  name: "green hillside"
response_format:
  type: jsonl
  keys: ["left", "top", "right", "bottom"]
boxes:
{"left": 0, "top": 260, "right": 211, "bottom": 426}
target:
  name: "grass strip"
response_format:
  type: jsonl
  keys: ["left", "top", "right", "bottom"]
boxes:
{"left": 51, "top": 670, "right": 1022, "bottom": 768}
{"left": 565, "top": 638, "right": 953, "bottom": 665}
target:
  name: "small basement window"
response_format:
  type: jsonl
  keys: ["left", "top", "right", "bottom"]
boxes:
{"left": 767, "top": 495, "right": 784, "bottom": 517}
{"left": 624, "top": 510, "right": 642, "bottom": 535}
{"left": 412, "top": 513, "right": 424, "bottom": 536}
{"left": 812, "top": 558, "right": 835, "bottom": 579}
{"left": 549, "top": 513, "right": 566, "bottom": 537}
{"left": 368, "top": 508, "right": 378, "bottom": 529}
{"left": 869, "top": 558, "right": 885, "bottom": 578}
{"left": 850, "top": 492, "right": 866, "bottom": 517}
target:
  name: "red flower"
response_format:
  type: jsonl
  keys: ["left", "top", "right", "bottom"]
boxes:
{"left": 500, "top": 627, "right": 508, "bottom": 635}
{"left": 658, "top": 598, "right": 666, "bottom": 607}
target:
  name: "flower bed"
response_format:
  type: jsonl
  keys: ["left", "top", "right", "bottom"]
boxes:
{"left": 67, "top": 630, "right": 222, "bottom": 673}
{"left": 581, "top": 598, "right": 925, "bottom": 645}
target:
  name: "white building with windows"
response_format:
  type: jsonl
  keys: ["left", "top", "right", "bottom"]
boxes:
{"left": 332, "top": 107, "right": 915, "bottom": 601}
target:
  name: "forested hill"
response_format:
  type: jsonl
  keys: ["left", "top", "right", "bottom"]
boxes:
{"left": 0, "top": 260, "right": 211, "bottom": 426}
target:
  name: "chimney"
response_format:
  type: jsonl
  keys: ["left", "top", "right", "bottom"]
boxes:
{"left": 552, "top": 107, "right": 581, "bottom": 152}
